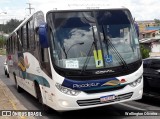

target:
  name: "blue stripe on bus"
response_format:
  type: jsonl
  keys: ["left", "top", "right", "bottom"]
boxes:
{"left": 62, "top": 78, "right": 125, "bottom": 91}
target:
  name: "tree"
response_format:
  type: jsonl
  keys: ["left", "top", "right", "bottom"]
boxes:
{"left": 2, "top": 19, "right": 23, "bottom": 33}
{"left": 154, "top": 19, "right": 160, "bottom": 26}
{"left": 140, "top": 45, "right": 150, "bottom": 59}
{"left": 0, "top": 19, "right": 22, "bottom": 50}
{"left": 0, "top": 36, "right": 6, "bottom": 48}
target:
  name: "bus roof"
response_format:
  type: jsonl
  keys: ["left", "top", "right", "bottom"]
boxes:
{"left": 42, "top": 4, "right": 128, "bottom": 15}
{"left": 7, "top": 4, "right": 130, "bottom": 39}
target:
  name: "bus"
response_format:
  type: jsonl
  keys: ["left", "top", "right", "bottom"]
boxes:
{"left": 6, "top": 6, "right": 143, "bottom": 111}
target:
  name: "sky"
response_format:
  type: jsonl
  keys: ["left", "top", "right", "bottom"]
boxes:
{"left": 0, "top": 0, "right": 160, "bottom": 24}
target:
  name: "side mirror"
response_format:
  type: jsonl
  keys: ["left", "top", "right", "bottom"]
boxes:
{"left": 38, "top": 23, "right": 49, "bottom": 48}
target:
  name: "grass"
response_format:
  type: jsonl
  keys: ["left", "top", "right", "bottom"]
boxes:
{"left": 0, "top": 48, "right": 6, "bottom": 55}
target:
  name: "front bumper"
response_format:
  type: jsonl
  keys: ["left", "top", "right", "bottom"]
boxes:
{"left": 52, "top": 78, "right": 143, "bottom": 111}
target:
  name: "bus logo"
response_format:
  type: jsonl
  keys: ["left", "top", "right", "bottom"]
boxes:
{"left": 73, "top": 83, "right": 100, "bottom": 88}
{"left": 95, "top": 70, "right": 114, "bottom": 74}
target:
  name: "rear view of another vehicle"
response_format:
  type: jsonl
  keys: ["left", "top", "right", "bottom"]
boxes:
{"left": 4, "top": 59, "right": 9, "bottom": 78}
{"left": 143, "top": 57, "right": 160, "bottom": 97}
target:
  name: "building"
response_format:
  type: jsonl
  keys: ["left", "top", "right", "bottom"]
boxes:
{"left": 137, "top": 20, "right": 156, "bottom": 32}
{"left": 139, "top": 28, "right": 160, "bottom": 57}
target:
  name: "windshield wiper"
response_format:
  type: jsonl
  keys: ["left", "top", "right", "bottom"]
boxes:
{"left": 102, "top": 26, "right": 110, "bottom": 56}
{"left": 102, "top": 25, "right": 129, "bottom": 70}
{"left": 62, "top": 46, "right": 67, "bottom": 58}
{"left": 81, "top": 41, "right": 94, "bottom": 74}
{"left": 81, "top": 26, "right": 98, "bottom": 74}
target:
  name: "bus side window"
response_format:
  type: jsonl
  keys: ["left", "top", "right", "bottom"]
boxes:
{"left": 20, "top": 27, "right": 24, "bottom": 50}
{"left": 23, "top": 24, "right": 27, "bottom": 50}
{"left": 8, "top": 39, "right": 10, "bottom": 54}
{"left": 26, "top": 22, "right": 29, "bottom": 50}
{"left": 6, "top": 40, "right": 8, "bottom": 54}
{"left": 36, "top": 27, "right": 51, "bottom": 77}
{"left": 17, "top": 32, "right": 19, "bottom": 51}
{"left": 41, "top": 48, "right": 49, "bottom": 62}
{"left": 33, "top": 11, "right": 52, "bottom": 78}
{"left": 15, "top": 35, "right": 17, "bottom": 52}
{"left": 40, "top": 47, "right": 51, "bottom": 77}
{"left": 30, "top": 18, "right": 35, "bottom": 50}
{"left": 10, "top": 37, "right": 12, "bottom": 54}
{"left": 13, "top": 34, "right": 17, "bottom": 53}
{"left": 9, "top": 38, "right": 11, "bottom": 54}
{"left": 17, "top": 30, "right": 23, "bottom": 51}
{"left": 12, "top": 36, "right": 14, "bottom": 54}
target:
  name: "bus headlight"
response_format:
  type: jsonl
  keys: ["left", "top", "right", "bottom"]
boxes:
{"left": 129, "top": 75, "right": 142, "bottom": 87}
{"left": 55, "top": 83, "right": 80, "bottom": 96}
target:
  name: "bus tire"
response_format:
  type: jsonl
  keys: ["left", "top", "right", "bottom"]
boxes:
{"left": 35, "top": 82, "right": 43, "bottom": 103}
{"left": 42, "top": 104, "right": 52, "bottom": 113}
{"left": 35, "top": 82, "right": 51, "bottom": 113}
{"left": 14, "top": 75, "right": 23, "bottom": 93}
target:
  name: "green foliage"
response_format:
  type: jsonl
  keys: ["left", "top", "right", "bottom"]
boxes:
{"left": 154, "top": 19, "right": 160, "bottom": 26}
{"left": 0, "top": 36, "right": 6, "bottom": 48}
{"left": 0, "top": 48, "right": 6, "bottom": 55}
{"left": 0, "top": 19, "right": 22, "bottom": 55}
{"left": 140, "top": 45, "right": 150, "bottom": 58}
{"left": 0, "top": 19, "right": 23, "bottom": 33}
{"left": 0, "top": 34, "right": 6, "bottom": 55}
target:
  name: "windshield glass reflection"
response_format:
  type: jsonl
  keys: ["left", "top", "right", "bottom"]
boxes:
{"left": 47, "top": 10, "right": 140, "bottom": 70}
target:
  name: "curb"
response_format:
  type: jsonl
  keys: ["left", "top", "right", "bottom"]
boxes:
{"left": 0, "top": 79, "right": 36, "bottom": 119}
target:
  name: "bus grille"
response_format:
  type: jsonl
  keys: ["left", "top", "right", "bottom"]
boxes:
{"left": 77, "top": 92, "right": 133, "bottom": 106}
{"left": 83, "top": 85, "right": 126, "bottom": 94}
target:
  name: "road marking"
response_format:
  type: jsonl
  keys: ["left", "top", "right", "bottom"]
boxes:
{"left": 9, "top": 100, "right": 26, "bottom": 119}
{"left": 119, "top": 103, "right": 146, "bottom": 111}
{"left": 2, "top": 83, "right": 26, "bottom": 119}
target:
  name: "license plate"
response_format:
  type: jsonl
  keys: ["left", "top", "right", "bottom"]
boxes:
{"left": 100, "top": 95, "right": 115, "bottom": 102}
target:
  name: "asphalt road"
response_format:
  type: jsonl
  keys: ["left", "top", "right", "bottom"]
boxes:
{"left": 0, "top": 55, "right": 160, "bottom": 119}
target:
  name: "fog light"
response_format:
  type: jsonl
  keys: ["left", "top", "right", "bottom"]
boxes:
{"left": 139, "top": 89, "right": 143, "bottom": 95}
{"left": 61, "top": 101, "right": 69, "bottom": 107}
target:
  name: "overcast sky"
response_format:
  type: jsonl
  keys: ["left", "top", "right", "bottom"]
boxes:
{"left": 0, "top": 0, "right": 160, "bottom": 24}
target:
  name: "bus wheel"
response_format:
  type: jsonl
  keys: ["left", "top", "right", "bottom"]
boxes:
{"left": 14, "top": 75, "right": 23, "bottom": 93}
{"left": 35, "top": 83, "right": 51, "bottom": 113}
{"left": 35, "top": 83, "right": 43, "bottom": 103}
{"left": 42, "top": 104, "right": 52, "bottom": 113}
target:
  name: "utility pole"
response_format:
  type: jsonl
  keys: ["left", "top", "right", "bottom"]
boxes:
{"left": 26, "top": 3, "right": 34, "bottom": 14}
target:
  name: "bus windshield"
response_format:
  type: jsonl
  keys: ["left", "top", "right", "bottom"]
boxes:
{"left": 47, "top": 9, "right": 141, "bottom": 70}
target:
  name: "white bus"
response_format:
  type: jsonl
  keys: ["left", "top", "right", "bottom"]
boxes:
{"left": 6, "top": 6, "right": 143, "bottom": 111}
